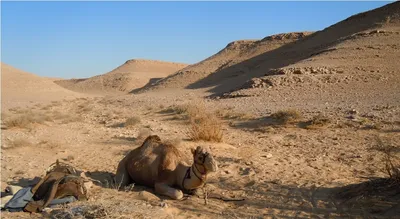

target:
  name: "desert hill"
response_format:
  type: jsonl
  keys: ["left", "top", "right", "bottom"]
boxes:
{"left": 136, "top": 1, "right": 400, "bottom": 96}
{"left": 1, "top": 63, "right": 87, "bottom": 109}
{"left": 55, "top": 59, "right": 188, "bottom": 94}
{"left": 135, "top": 32, "right": 313, "bottom": 93}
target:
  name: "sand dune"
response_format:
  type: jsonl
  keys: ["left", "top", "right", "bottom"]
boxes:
{"left": 136, "top": 1, "right": 400, "bottom": 95}
{"left": 1, "top": 63, "right": 87, "bottom": 109}
{"left": 55, "top": 59, "right": 188, "bottom": 95}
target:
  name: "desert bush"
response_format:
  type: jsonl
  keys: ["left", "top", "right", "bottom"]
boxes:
{"left": 76, "top": 104, "right": 92, "bottom": 113}
{"left": 125, "top": 117, "right": 141, "bottom": 128}
{"left": 271, "top": 109, "right": 302, "bottom": 125}
{"left": 40, "top": 105, "right": 52, "bottom": 111}
{"left": 3, "top": 138, "right": 32, "bottom": 149}
{"left": 162, "top": 103, "right": 206, "bottom": 121}
{"left": 304, "top": 113, "right": 331, "bottom": 129}
{"left": 215, "top": 108, "right": 253, "bottom": 120}
{"left": 375, "top": 137, "right": 400, "bottom": 183}
{"left": 37, "top": 140, "right": 60, "bottom": 149}
{"left": 51, "top": 101, "right": 61, "bottom": 106}
{"left": 187, "top": 108, "right": 223, "bottom": 143}
{"left": 170, "top": 104, "right": 190, "bottom": 115}
{"left": 3, "top": 110, "right": 52, "bottom": 128}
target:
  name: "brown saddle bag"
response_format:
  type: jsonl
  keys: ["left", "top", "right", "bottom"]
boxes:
{"left": 23, "top": 160, "right": 88, "bottom": 213}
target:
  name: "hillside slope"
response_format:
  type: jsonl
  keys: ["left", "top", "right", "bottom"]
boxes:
{"left": 55, "top": 59, "right": 188, "bottom": 94}
{"left": 137, "top": 1, "right": 400, "bottom": 95}
{"left": 136, "top": 32, "right": 313, "bottom": 92}
{"left": 1, "top": 63, "right": 86, "bottom": 108}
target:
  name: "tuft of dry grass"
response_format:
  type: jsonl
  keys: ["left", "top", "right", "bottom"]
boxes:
{"left": 271, "top": 109, "right": 302, "bottom": 125}
{"left": 15, "top": 170, "right": 25, "bottom": 175}
{"left": 161, "top": 104, "right": 193, "bottom": 116}
{"left": 3, "top": 110, "right": 52, "bottom": 128}
{"left": 51, "top": 100, "right": 61, "bottom": 106}
{"left": 3, "top": 138, "right": 32, "bottom": 149}
{"left": 215, "top": 108, "right": 254, "bottom": 121}
{"left": 160, "top": 102, "right": 224, "bottom": 142}
{"left": 38, "top": 140, "right": 60, "bottom": 149}
{"left": 76, "top": 104, "right": 92, "bottom": 113}
{"left": 125, "top": 116, "right": 141, "bottom": 128}
{"left": 374, "top": 137, "right": 400, "bottom": 183}
{"left": 304, "top": 113, "right": 331, "bottom": 129}
{"left": 40, "top": 105, "right": 52, "bottom": 111}
{"left": 186, "top": 104, "right": 223, "bottom": 143}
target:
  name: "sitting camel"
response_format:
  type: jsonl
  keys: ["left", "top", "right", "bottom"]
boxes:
{"left": 115, "top": 135, "right": 218, "bottom": 200}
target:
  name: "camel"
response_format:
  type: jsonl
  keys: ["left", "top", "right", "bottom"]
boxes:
{"left": 115, "top": 135, "right": 218, "bottom": 200}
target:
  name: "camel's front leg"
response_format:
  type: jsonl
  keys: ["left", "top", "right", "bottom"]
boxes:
{"left": 114, "top": 157, "right": 131, "bottom": 189}
{"left": 155, "top": 183, "right": 183, "bottom": 200}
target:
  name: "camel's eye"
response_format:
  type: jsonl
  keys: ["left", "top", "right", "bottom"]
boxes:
{"left": 198, "top": 155, "right": 203, "bottom": 160}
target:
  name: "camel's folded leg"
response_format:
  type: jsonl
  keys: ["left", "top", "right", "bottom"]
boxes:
{"left": 155, "top": 183, "right": 183, "bottom": 200}
{"left": 114, "top": 157, "right": 131, "bottom": 190}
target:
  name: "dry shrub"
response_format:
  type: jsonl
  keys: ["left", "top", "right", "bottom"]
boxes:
{"left": 215, "top": 108, "right": 253, "bottom": 121}
{"left": 304, "top": 113, "right": 331, "bottom": 129}
{"left": 3, "top": 110, "right": 52, "bottom": 128}
{"left": 3, "top": 138, "right": 32, "bottom": 149}
{"left": 40, "top": 105, "right": 52, "bottom": 111}
{"left": 125, "top": 117, "right": 141, "bottom": 128}
{"left": 50, "top": 110, "right": 81, "bottom": 124}
{"left": 51, "top": 100, "right": 61, "bottom": 106}
{"left": 187, "top": 104, "right": 223, "bottom": 142}
{"left": 61, "top": 115, "right": 82, "bottom": 124}
{"left": 76, "top": 104, "right": 92, "bottom": 113}
{"left": 161, "top": 104, "right": 192, "bottom": 116}
{"left": 15, "top": 170, "right": 25, "bottom": 175}
{"left": 8, "top": 107, "right": 22, "bottom": 113}
{"left": 271, "top": 109, "right": 302, "bottom": 125}
{"left": 375, "top": 137, "right": 400, "bottom": 183}
{"left": 38, "top": 140, "right": 60, "bottom": 149}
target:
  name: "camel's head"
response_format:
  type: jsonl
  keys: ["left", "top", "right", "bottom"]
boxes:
{"left": 191, "top": 146, "right": 218, "bottom": 174}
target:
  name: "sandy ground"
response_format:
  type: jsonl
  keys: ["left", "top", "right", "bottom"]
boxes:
{"left": 1, "top": 2, "right": 400, "bottom": 219}
{"left": 1, "top": 88, "right": 399, "bottom": 218}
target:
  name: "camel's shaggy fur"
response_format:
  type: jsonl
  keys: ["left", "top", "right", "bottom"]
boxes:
{"left": 115, "top": 135, "right": 218, "bottom": 200}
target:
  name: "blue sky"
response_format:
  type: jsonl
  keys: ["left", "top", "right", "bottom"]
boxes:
{"left": 1, "top": 1, "right": 392, "bottom": 79}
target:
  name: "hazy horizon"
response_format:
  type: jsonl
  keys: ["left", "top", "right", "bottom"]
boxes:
{"left": 1, "top": 1, "right": 392, "bottom": 79}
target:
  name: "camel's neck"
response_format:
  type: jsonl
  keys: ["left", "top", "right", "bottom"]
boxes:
{"left": 179, "top": 163, "right": 207, "bottom": 191}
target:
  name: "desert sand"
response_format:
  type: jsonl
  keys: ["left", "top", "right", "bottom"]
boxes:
{"left": 1, "top": 2, "right": 399, "bottom": 219}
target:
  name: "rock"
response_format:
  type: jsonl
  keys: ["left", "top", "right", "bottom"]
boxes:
{"left": 349, "top": 109, "right": 358, "bottom": 115}
{"left": 245, "top": 161, "right": 253, "bottom": 165}
{"left": 261, "top": 153, "right": 273, "bottom": 159}
{"left": 160, "top": 202, "right": 168, "bottom": 208}
{"left": 139, "top": 191, "right": 160, "bottom": 202}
